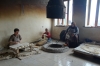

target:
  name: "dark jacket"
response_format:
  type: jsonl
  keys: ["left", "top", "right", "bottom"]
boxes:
{"left": 66, "top": 26, "right": 79, "bottom": 34}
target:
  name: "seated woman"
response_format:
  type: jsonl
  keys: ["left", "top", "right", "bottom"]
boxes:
{"left": 64, "top": 22, "right": 79, "bottom": 48}
{"left": 42, "top": 28, "right": 51, "bottom": 42}
{"left": 9, "top": 28, "right": 22, "bottom": 46}
{"left": 8, "top": 28, "right": 25, "bottom": 52}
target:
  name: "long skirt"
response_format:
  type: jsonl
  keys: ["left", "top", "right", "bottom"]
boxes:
{"left": 65, "top": 34, "right": 79, "bottom": 48}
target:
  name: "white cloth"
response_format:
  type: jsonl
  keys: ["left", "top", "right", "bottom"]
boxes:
{"left": 66, "top": 33, "right": 70, "bottom": 39}
{"left": 9, "top": 43, "right": 29, "bottom": 49}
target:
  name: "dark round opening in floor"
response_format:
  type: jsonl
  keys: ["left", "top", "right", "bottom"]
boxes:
{"left": 42, "top": 44, "right": 69, "bottom": 53}
{"left": 49, "top": 44, "right": 63, "bottom": 48}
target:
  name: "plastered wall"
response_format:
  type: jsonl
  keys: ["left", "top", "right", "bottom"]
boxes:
{"left": 0, "top": 0, "right": 51, "bottom": 49}
{"left": 51, "top": 20, "right": 68, "bottom": 40}
{"left": 73, "top": 0, "right": 100, "bottom": 42}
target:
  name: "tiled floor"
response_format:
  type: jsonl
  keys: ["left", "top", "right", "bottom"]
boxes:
{"left": 0, "top": 40, "right": 100, "bottom": 66}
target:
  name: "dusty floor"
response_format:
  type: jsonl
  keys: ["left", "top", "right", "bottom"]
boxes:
{"left": 0, "top": 40, "right": 100, "bottom": 66}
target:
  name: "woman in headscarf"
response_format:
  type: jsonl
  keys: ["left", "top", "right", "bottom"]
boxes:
{"left": 64, "top": 22, "right": 79, "bottom": 48}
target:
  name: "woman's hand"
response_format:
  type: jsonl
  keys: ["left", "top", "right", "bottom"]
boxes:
{"left": 65, "top": 32, "right": 66, "bottom": 34}
{"left": 14, "top": 42, "right": 18, "bottom": 44}
{"left": 72, "top": 33, "right": 75, "bottom": 37}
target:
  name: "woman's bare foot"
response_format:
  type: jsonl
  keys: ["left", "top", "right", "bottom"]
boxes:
{"left": 64, "top": 44, "right": 68, "bottom": 46}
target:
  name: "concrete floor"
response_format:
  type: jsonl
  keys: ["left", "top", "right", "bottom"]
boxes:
{"left": 0, "top": 40, "right": 100, "bottom": 66}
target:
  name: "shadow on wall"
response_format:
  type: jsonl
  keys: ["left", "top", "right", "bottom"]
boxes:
{"left": 3, "top": 38, "right": 9, "bottom": 47}
{"left": 0, "top": 37, "right": 9, "bottom": 49}
{"left": 0, "top": 5, "right": 46, "bottom": 18}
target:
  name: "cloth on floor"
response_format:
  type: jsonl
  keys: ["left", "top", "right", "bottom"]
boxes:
{"left": 0, "top": 46, "right": 41, "bottom": 61}
{"left": 9, "top": 43, "right": 30, "bottom": 49}
{"left": 80, "top": 44, "right": 100, "bottom": 54}
{"left": 36, "top": 39, "right": 47, "bottom": 46}
{"left": 0, "top": 50, "right": 16, "bottom": 60}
